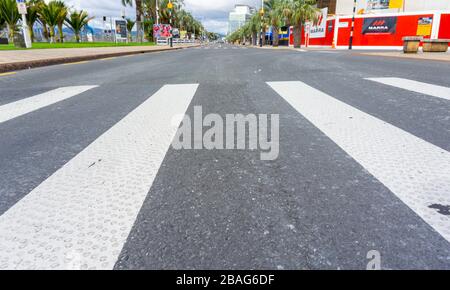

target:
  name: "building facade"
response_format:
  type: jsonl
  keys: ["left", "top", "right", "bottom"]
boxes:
{"left": 228, "top": 5, "right": 256, "bottom": 35}
{"left": 317, "top": 0, "right": 450, "bottom": 15}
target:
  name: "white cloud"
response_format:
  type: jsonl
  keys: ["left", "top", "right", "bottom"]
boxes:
{"left": 58, "top": 0, "right": 262, "bottom": 34}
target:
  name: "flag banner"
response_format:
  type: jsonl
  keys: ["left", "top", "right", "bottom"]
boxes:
{"left": 309, "top": 7, "right": 328, "bottom": 39}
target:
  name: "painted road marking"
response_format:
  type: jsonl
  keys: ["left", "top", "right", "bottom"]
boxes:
{"left": 366, "top": 77, "right": 450, "bottom": 101}
{"left": 0, "top": 84, "right": 198, "bottom": 269}
{"left": 0, "top": 72, "right": 16, "bottom": 77}
{"left": 0, "top": 86, "right": 97, "bottom": 124}
{"left": 268, "top": 81, "right": 450, "bottom": 243}
{"left": 63, "top": 61, "right": 89, "bottom": 66}
{"left": 100, "top": 57, "right": 118, "bottom": 61}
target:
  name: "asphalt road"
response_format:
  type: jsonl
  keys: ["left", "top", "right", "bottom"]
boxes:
{"left": 0, "top": 43, "right": 449, "bottom": 270}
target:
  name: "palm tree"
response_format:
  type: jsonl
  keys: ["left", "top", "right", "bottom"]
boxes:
{"left": 289, "top": 0, "right": 320, "bottom": 48}
{"left": 38, "top": 1, "right": 61, "bottom": 43}
{"left": 158, "top": 0, "right": 182, "bottom": 24}
{"left": 126, "top": 18, "right": 135, "bottom": 41}
{"left": 65, "top": 10, "right": 92, "bottom": 43}
{"left": 0, "top": 10, "right": 5, "bottom": 31}
{"left": 32, "top": 0, "right": 49, "bottom": 42}
{"left": 122, "top": 0, "right": 144, "bottom": 42}
{"left": 53, "top": 1, "right": 67, "bottom": 42}
{"left": 249, "top": 14, "right": 259, "bottom": 46}
{"left": 26, "top": 1, "right": 40, "bottom": 42}
{"left": 0, "top": 0, "right": 20, "bottom": 42}
{"left": 265, "top": 0, "right": 283, "bottom": 47}
{"left": 143, "top": 0, "right": 157, "bottom": 40}
{"left": 143, "top": 0, "right": 157, "bottom": 23}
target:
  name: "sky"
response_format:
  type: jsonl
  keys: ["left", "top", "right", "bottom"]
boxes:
{"left": 59, "top": 0, "right": 263, "bottom": 34}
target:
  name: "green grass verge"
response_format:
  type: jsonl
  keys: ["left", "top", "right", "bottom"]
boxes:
{"left": 0, "top": 42, "right": 156, "bottom": 50}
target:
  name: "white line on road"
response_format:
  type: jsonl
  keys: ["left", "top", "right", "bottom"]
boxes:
{"left": 268, "top": 81, "right": 450, "bottom": 242}
{"left": 366, "top": 77, "right": 450, "bottom": 101}
{"left": 0, "top": 86, "right": 98, "bottom": 124}
{"left": 0, "top": 84, "right": 199, "bottom": 269}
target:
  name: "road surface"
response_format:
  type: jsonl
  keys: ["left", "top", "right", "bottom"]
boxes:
{"left": 0, "top": 43, "right": 449, "bottom": 270}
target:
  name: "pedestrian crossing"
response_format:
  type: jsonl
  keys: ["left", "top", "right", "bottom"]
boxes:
{"left": 366, "top": 77, "right": 450, "bottom": 101}
{"left": 268, "top": 80, "right": 450, "bottom": 244}
{"left": 0, "top": 77, "right": 449, "bottom": 269}
{"left": 0, "top": 84, "right": 199, "bottom": 270}
{"left": 195, "top": 45, "right": 248, "bottom": 50}
{"left": 0, "top": 86, "right": 97, "bottom": 124}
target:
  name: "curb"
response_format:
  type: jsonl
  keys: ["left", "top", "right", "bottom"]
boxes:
{"left": 0, "top": 45, "right": 198, "bottom": 73}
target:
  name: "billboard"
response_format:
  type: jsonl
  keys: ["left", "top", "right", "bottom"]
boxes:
{"left": 115, "top": 20, "right": 127, "bottom": 40}
{"left": 416, "top": 17, "right": 432, "bottom": 36}
{"left": 309, "top": 7, "right": 328, "bottom": 38}
{"left": 367, "top": 0, "right": 403, "bottom": 10}
{"left": 153, "top": 24, "right": 172, "bottom": 39}
{"left": 362, "top": 16, "right": 397, "bottom": 34}
{"left": 172, "top": 28, "right": 180, "bottom": 38}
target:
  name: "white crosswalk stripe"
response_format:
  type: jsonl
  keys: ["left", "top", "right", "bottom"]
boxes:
{"left": 0, "top": 84, "right": 199, "bottom": 270}
{"left": 366, "top": 77, "right": 450, "bottom": 101}
{"left": 0, "top": 86, "right": 97, "bottom": 124}
{"left": 268, "top": 81, "right": 450, "bottom": 243}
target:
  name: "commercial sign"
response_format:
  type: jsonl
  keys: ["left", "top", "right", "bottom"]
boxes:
{"left": 115, "top": 19, "right": 128, "bottom": 40}
{"left": 362, "top": 16, "right": 397, "bottom": 34}
{"left": 153, "top": 24, "right": 172, "bottom": 39}
{"left": 16, "top": 0, "right": 27, "bottom": 14}
{"left": 309, "top": 7, "right": 328, "bottom": 38}
{"left": 416, "top": 17, "right": 432, "bottom": 36}
{"left": 338, "top": 21, "right": 349, "bottom": 28}
{"left": 279, "top": 27, "right": 289, "bottom": 41}
{"left": 367, "top": 0, "right": 403, "bottom": 10}
{"left": 172, "top": 28, "right": 180, "bottom": 38}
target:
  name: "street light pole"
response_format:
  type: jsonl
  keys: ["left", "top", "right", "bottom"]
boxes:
{"left": 349, "top": 0, "right": 357, "bottom": 50}
{"left": 169, "top": 0, "right": 173, "bottom": 47}
{"left": 156, "top": 0, "right": 160, "bottom": 25}
{"left": 260, "top": 0, "right": 264, "bottom": 47}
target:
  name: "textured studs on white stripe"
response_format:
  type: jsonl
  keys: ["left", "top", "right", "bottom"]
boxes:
{"left": 366, "top": 77, "right": 450, "bottom": 101}
{"left": 0, "top": 86, "right": 98, "bottom": 124}
{"left": 268, "top": 81, "right": 450, "bottom": 242}
{"left": 0, "top": 84, "right": 199, "bottom": 270}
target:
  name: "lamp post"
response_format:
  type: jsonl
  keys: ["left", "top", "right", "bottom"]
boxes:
{"left": 16, "top": 0, "right": 32, "bottom": 48}
{"left": 349, "top": 0, "right": 357, "bottom": 50}
{"left": 260, "top": 0, "right": 264, "bottom": 47}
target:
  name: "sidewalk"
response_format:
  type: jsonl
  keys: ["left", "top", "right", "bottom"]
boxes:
{"left": 0, "top": 44, "right": 198, "bottom": 73}
{"left": 257, "top": 44, "right": 450, "bottom": 61}
{"left": 358, "top": 51, "right": 450, "bottom": 62}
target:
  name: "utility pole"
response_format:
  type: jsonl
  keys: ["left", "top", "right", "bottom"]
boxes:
{"left": 168, "top": 0, "right": 173, "bottom": 47}
{"left": 260, "top": 0, "right": 264, "bottom": 47}
{"left": 349, "top": 0, "right": 357, "bottom": 50}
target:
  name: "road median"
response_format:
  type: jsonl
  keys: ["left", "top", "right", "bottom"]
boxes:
{"left": 0, "top": 44, "right": 199, "bottom": 73}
